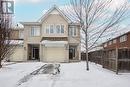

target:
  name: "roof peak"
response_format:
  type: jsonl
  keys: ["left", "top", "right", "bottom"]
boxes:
{"left": 53, "top": 4, "right": 57, "bottom": 8}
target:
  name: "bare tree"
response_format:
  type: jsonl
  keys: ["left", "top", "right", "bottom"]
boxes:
{"left": 0, "top": 0, "right": 16, "bottom": 68}
{"left": 66, "top": 0, "right": 130, "bottom": 70}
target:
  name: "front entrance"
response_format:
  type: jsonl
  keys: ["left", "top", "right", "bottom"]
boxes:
{"left": 28, "top": 44, "right": 40, "bottom": 60}
{"left": 32, "top": 47, "right": 39, "bottom": 60}
{"left": 69, "top": 46, "right": 76, "bottom": 60}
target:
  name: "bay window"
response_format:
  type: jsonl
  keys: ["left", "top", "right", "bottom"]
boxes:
{"left": 69, "top": 26, "right": 77, "bottom": 36}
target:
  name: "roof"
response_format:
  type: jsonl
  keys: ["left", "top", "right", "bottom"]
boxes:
{"left": 6, "top": 40, "right": 24, "bottom": 45}
{"left": 88, "top": 46, "right": 103, "bottom": 53}
{"left": 102, "top": 31, "right": 130, "bottom": 45}
{"left": 20, "top": 22, "right": 41, "bottom": 25}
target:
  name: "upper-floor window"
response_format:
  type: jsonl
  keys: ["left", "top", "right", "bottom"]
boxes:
{"left": 69, "top": 26, "right": 77, "bottom": 36}
{"left": 50, "top": 25, "right": 54, "bottom": 34}
{"left": 46, "top": 25, "right": 49, "bottom": 34}
{"left": 45, "top": 24, "right": 64, "bottom": 34}
{"left": 108, "top": 41, "right": 112, "bottom": 45}
{"left": 120, "top": 35, "right": 127, "bottom": 42}
{"left": 104, "top": 43, "right": 107, "bottom": 47}
{"left": 113, "top": 39, "right": 116, "bottom": 44}
{"left": 61, "top": 25, "right": 64, "bottom": 33}
{"left": 31, "top": 26, "right": 40, "bottom": 36}
{"left": 56, "top": 25, "right": 61, "bottom": 34}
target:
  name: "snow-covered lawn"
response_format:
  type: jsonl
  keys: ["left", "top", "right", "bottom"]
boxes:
{"left": 0, "top": 62, "right": 130, "bottom": 87}
{"left": 0, "top": 62, "right": 44, "bottom": 87}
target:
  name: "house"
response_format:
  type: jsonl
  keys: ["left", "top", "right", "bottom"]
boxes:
{"left": 103, "top": 31, "right": 130, "bottom": 49}
{"left": 10, "top": 6, "right": 81, "bottom": 62}
{"left": 88, "top": 31, "right": 130, "bottom": 73}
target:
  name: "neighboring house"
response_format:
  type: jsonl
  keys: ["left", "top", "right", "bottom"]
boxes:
{"left": 88, "top": 31, "right": 130, "bottom": 73}
{"left": 9, "top": 27, "right": 24, "bottom": 61}
{"left": 102, "top": 31, "right": 130, "bottom": 49}
{"left": 10, "top": 6, "right": 81, "bottom": 62}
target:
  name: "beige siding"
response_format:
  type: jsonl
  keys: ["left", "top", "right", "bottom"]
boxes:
{"left": 42, "top": 14, "right": 68, "bottom": 37}
{"left": 10, "top": 46, "right": 24, "bottom": 61}
{"left": 24, "top": 25, "right": 41, "bottom": 44}
{"left": 10, "top": 30, "right": 19, "bottom": 40}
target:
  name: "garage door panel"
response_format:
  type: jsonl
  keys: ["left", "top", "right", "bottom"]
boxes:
{"left": 45, "top": 47, "right": 66, "bottom": 62}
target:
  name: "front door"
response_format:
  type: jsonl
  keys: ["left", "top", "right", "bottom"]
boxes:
{"left": 32, "top": 47, "right": 39, "bottom": 60}
{"left": 69, "top": 46, "right": 76, "bottom": 60}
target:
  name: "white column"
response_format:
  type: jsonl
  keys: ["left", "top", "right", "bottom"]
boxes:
{"left": 39, "top": 43, "right": 43, "bottom": 62}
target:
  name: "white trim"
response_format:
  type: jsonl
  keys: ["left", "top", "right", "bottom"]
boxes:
{"left": 41, "top": 40, "right": 68, "bottom": 47}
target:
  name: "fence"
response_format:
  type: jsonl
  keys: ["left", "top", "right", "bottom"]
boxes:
{"left": 87, "top": 48, "right": 130, "bottom": 74}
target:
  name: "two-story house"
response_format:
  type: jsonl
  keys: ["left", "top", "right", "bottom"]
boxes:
{"left": 10, "top": 6, "right": 81, "bottom": 62}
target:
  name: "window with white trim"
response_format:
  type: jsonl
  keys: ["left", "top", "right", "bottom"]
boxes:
{"left": 56, "top": 25, "right": 61, "bottom": 34}
{"left": 31, "top": 26, "right": 40, "bottom": 36}
{"left": 108, "top": 41, "right": 112, "bottom": 45}
{"left": 45, "top": 24, "right": 64, "bottom": 34}
{"left": 50, "top": 25, "right": 54, "bottom": 33}
{"left": 45, "top": 25, "right": 49, "bottom": 34}
{"left": 104, "top": 43, "right": 107, "bottom": 47}
{"left": 120, "top": 35, "right": 127, "bottom": 42}
{"left": 113, "top": 39, "right": 116, "bottom": 44}
{"left": 69, "top": 26, "right": 77, "bottom": 36}
{"left": 61, "top": 25, "right": 64, "bottom": 33}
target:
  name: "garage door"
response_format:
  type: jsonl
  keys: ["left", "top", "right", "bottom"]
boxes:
{"left": 45, "top": 47, "right": 66, "bottom": 62}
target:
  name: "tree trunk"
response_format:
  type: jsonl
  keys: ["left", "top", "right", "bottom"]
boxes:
{"left": 86, "top": 34, "right": 89, "bottom": 71}
{"left": 0, "top": 59, "right": 2, "bottom": 68}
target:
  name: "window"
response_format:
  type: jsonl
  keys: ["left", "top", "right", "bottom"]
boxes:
{"left": 56, "top": 25, "right": 61, "bottom": 34}
{"left": 113, "top": 39, "right": 116, "bottom": 44}
{"left": 61, "top": 25, "right": 64, "bottom": 33}
{"left": 45, "top": 24, "right": 64, "bottom": 34}
{"left": 104, "top": 43, "right": 107, "bottom": 47}
{"left": 50, "top": 25, "right": 54, "bottom": 33}
{"left": 69, "top": 26, "right": 77, "bottom": 36}
{"left": 108, "top": 41, "right": 112, "bottom": 45}
{"left": 120, "top": 35, "right": 127, "bottom": 42}
{"left": 31, "top": 26, "right": 40, "bottom": 36}
{"left": 46, "top": 25, "right": 49, "bottom": 34}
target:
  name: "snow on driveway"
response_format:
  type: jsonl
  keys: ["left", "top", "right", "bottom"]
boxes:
{"left": 0, "top": 62, "right": 44, "bottom": 87}
{"left": 0, "top": 62, "right": 130, "bottom": 87}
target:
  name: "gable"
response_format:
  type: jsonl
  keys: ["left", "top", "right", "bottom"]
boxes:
{"left": 50, "top": 9, "right": 59, "bottom": 14}
{"left": 39, "top": 6, "right": 71, "bottom": 23}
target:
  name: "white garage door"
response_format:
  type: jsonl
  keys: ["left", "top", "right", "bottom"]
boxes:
{"left": 45, "top": 47, "right": 66, "bottom": 62}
